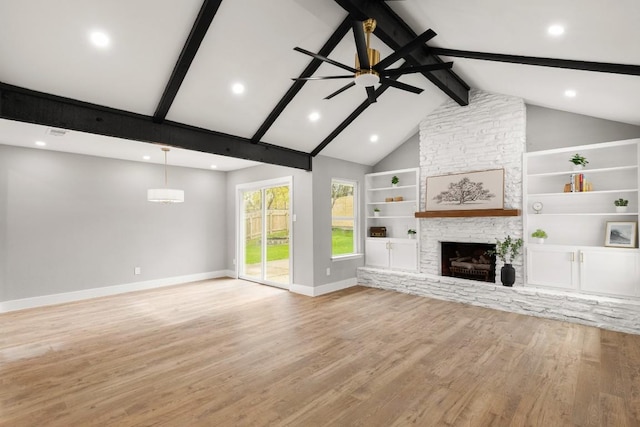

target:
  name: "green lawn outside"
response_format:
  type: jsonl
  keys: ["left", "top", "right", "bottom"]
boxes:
{"left": 332, "top": 228, "right": 354, "bottom": 255}
{"left": 244, "top": 228, "right": 353, "bottom": 264}
{"left": 245, "top": 231, "right": 290, "bottom": 265}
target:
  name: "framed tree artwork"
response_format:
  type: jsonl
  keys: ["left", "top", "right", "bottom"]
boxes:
{"left": 425, "top": 169, "right": 505, "bottom": 211}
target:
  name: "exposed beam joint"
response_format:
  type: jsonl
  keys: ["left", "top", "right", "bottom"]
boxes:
{"left": 1, "top": 83, "right": 312, "bottom": 171}
{"left": 252, "top": 16, "right": 353, "bottom": 142}
{"left": 153, "top": 0, "right": 223, "bottom": 123}
{"left": 333, "top": 0, "right": 469, "bottom": 106}
{"left": 429, "top": 47, "right": 640, "bottom": 76}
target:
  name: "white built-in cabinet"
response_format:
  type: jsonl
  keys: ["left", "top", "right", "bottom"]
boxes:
{"left": 365, "top": 168, "right": 419, "bottom": 271}
{"left": 524, "top": 139, "right": 640, "bottom": 297}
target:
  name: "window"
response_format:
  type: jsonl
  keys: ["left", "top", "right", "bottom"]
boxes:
{"left": 331, "top": 179, "right": 358, "bottom": 256}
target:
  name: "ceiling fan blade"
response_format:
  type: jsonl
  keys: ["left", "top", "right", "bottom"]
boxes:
{"left": 366, "top": 86, "right": 377, "bottom": 104}
{"left": 380, "top": 62, "right": 453, "bottom": 77}
{"left": 352, "top": 21, "right": 370, "bottom": 69}
{"left": 382, "top": 78, "right": 424, "bottom": 94}
{"left": 294, "top": 47, "right": 357, "bottom": 73}
{"left": 292, "top": 75, "right": 355, "bottom": 81}
{"left": 375, "top": 28, "right": 437, "bottom": 71}
{"left": 324, "top": 82, "right": 356, "bottom": 100}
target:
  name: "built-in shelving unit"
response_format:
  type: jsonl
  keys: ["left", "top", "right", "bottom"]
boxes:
{"left": 365, "top": 168, "right": 419, "bottom": 271}
{"left": 524, "top": 138, "right": 640, "bottom": 297}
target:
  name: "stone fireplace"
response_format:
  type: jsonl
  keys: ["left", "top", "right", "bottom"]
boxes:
{"left": 441, "top": 241, "right": 496, "bottom": 283}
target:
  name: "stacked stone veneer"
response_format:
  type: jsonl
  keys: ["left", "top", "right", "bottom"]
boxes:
{"left": 357, "top": 89, "right": 640, "bottom": 334}
{"left": 358, "top": 267, "right": 640, "bottom": 334}
{"left": 419, "top": 90, "right": 525, "bottom": 282}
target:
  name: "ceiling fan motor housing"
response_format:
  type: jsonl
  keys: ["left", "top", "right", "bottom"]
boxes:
{"left": 354, "top": 48, "right": 380, "bottom": 86}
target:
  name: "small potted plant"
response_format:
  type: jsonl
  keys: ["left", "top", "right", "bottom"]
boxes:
{"left": 407, "top": 229, "right": 417, "bottom": 239}
{"left": 373, "top": 207, "right": 380, "bottom": 217}
{"left": 488, "top": 235, "right": 523, "bottom": 287}
{"left": 614, "top": 198, "right": 629, "bottom": 213}
{"left": 531, "top": 229, "right": 548, "bottom": 244}
{"left": 569, "top": 153, "right": 589, "bottom": 170}
{"left": 391, "top": 175, "right": 399, "bottom": 187}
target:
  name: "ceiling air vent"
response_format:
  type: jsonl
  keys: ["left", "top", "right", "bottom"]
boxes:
{"left": 47, "top": 128, "right": 68, "bottom": 137}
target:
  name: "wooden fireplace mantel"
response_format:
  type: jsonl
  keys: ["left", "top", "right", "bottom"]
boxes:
{"left": 415, "top": 209, "right": 521, "bottom": 218}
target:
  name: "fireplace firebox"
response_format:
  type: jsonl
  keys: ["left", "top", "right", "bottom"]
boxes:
{"left": 441, "top": 242, "right": 496, "bottom": 283}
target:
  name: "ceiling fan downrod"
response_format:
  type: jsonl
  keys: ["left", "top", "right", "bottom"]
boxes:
{"left": 354, "top": 19, "right": 380, "bottom": 86}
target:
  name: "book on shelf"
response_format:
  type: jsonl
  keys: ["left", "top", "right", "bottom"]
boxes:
{"left": 565, "top": 173, "right": 592, "bottom": 192}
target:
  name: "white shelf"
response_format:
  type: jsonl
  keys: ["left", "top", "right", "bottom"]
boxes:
{"left": 368, "top": 184, "right": 417, "bottom": 191}
{"left": 528, "top": 165, "right": 638, "bottom": 178}
{"left": 529, "top": 212, "right": 638, "bottom": 216}
{"left": 368, "top": 215, "right": 415, "bottom": 219}
{"left": 367, "top": 200, "right": 417, "bottom": 205}
{"left": 529, "top": 188, "right": 638, "bottom": 197}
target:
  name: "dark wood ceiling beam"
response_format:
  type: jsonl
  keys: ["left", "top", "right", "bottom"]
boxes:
{"left": 334, "top": 0, "right": 469, "bottom": 106}
{"left": 251, "top": 16, "right": 353, "bottom": 142}
{"left": 1, "top": 83, "right": 312, "bottom": 171}
{"left": 153, "top": 0, "right": 223, "bottom": 123}
{"left": 429, "top": 47, "right": 640, "bottom": 76}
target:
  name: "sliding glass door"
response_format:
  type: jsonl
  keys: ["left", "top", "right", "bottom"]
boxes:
{"left": 238, "top": 178, "right": 291, "bottom": 288}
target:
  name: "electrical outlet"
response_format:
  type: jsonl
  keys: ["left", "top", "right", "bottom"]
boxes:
{"left": 326, "top": 267, "right": 330, "bottom": 276}
{"left": 134, "top": 267, "right": 141, "bottom": 275}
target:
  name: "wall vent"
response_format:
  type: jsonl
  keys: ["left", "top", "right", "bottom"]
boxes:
{"left": 47, "top": 128, "right": 68, "bottom": 137}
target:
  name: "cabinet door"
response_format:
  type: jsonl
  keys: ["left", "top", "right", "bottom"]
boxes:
{"left": 365, "top": 239, "right": 390, "bottom": 268}
{"left": 389, "top": 240, "right": 418, "bottom": 271}
{"left": 579, "top": 249, "right": 639, "bottom": 297}
{"left": 527, "top": 246, "right": 578, "bottom": 290}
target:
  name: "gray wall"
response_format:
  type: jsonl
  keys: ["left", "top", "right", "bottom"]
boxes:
{"left": 527, "top": 105, "right": 640, "bottom": 152}
{"left": 372, "top": 132, "right": 420, "bottom": 173}
{"left": 312, "top": 155, "right": 371, "bottom": 286}
{"left": 0, "top": 145, "right": 227, "bottom": 301}
{"left": 226, "top": 163, "right": 314, "bottom": 287}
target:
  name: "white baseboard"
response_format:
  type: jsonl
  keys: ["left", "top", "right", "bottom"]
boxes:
{"left": 0, "top": 270, "right": 230, "bottom": 313}
{"left": 290, "top": 277, "right": 357, "bottom": 297}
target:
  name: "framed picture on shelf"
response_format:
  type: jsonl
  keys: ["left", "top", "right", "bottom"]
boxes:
{"left": 425, "top": 168, "right": 504, "bottom": 211}
{"left": 604, "top": 221, "right": 637, "bottom": 248}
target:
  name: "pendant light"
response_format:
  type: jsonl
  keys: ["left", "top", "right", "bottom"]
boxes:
{"left": 147, "top": 147, "right": 184, "bottom": 203}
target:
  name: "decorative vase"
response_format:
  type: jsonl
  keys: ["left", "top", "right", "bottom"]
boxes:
{"left": 408, "top": 234, "right": 415, "bottom": 239}
{"left": 532, "top": 237, "right": 545, "bottom": 244}
{"left": 572, "top": 164, "right": 584, "bottom": 171}
{"left": 374, "top": 212, "right": 380, "bottom": 217}
{"left": 616, "top": 206, "right": 628, "bottom": 213}
{"left": 500, "top": 264, "right": 516, "bottom": 287}
{"left": 392, "top": 183, "right": 398, "bottom": 188}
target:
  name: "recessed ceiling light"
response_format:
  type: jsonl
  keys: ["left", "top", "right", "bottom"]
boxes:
{"left": 142, "top": 155, "right": 151, "bottom": 160}
{"left": 210, "top": 164, "right": 217, "bottom": 169}
{"left": 231, "top": 83, "right": 245, "bottom": 95}
{"left": 35, "top": 141, "right": 47, "bottom": 147}
{"left": 564, "top": 89, "right": 577, "bottom": 98}
{"left": 90, "top": 31, "right": 110, "bottom": 48}
{"left": 308, "top": 111, "right": 320, "bottom": 122}
{"left": 370, "top": 134, "right": 379, "bottom": 143}
{"left": 547, "top": 24, "right": 565, "bottom": 37}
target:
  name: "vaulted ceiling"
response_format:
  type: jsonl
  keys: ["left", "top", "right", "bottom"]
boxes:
{"left": 1, "top": 0, "right": 639, "bottom": 171}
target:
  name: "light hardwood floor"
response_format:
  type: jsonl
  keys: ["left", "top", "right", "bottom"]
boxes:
{"left": 2, "top": 279, "right": 640, "bottom": 426}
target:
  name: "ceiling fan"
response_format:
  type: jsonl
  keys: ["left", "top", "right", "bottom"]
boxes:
{"left": 292, "top": 18, "right": 453, "bottom": 103}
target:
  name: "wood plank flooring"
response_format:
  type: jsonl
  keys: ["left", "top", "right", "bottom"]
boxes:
{"left": 1, "top": 279, "right": 640, "bottom": 426}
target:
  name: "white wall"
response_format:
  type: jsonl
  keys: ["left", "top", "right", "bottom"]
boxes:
{"left": 527, "top": 104, "right": 640, "bottom": 152}
{"left": 0, "top": 145, "right": 227, "bottom": 303}
{"left": 372, "top": 132, "right": 419, "bottom": 173}
{"left": 225, "top": 163, "right": 314, "bottom": 287}
{"left": 311, "top": 155, "right": 372, "bottom": 286}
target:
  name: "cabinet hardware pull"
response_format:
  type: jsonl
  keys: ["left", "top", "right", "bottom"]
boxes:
{"left": 580, "top": 252, "right": 584, "bottom": 263}
{"left": 570, "top": 252, "right": 575, "bottom": 262}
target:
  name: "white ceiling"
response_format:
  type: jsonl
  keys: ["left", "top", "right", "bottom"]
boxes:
{"left": 1, "top": 0, "right": 639, "bottom": 170}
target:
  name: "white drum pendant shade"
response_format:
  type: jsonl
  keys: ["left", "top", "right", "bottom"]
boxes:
{"left": 148, "top": 147, "right": 184, "bottom": 203}
{"left": 147, "top": 188, "right": 184, "bottom": 203}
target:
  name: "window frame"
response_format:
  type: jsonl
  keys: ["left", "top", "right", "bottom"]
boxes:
{"left": 330, "top": 178, "right": 359, "bottom": 258}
